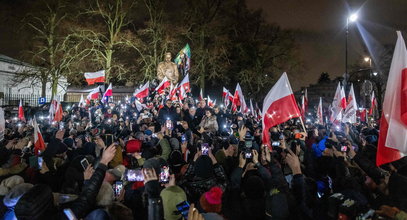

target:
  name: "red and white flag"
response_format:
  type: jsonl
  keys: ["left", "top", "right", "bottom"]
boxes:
{"left": 232, "top": 83, "right": 247, "bottom": 113}
{"left": 87, "top": 86, "right": 100, "bottom": 100}
{"left": 249, "top": 99, "right": 255, "bottom": 116}
{"left": 178, "top": 75, "right": 190, "bottom": 101}
{"left": 262, "top": 73, "right": 301, "bottom": 147}
{"left": 155, "top": 77, "right": 171, "bottom": 94}
{"left": 369, "top": 91, "right": 377, "bottom": 115}
{"left": 222, "top": 87, "right": 232, "bottom": 107}
{"left": 102, "top": 83, "right": 113, "bottom": 100}
{"left": 79, "top": 94, "right": 87, "bottom": 107}
{"left": 199, "top": 88, "right": 204, "bottom": 101}
{"left": 207, "top": 96, "right": 214, "bottom": 107}
{"left": 330, "top": 82, "right": 346, "bottom": 122}
{"left": 84, "top": 70, "right": 105, "bottom": 85}
{"left": 376, "top": 31, "right": 407, "bottom": 166}
{"left": 255, "top": 102, "right": 262, "bottom": 121}
{"left": 301, "top": 89, "right": 308, "bottom": 118}
{"left": 317, "top": 97, "right": 323, "bottom": 124}
{"left": 169, "top": 83, "right": 179, "bottom": 101}
{"left": 33, "top": 117, "right": 45, "bottom": 155}
{"left": 342, "top": 84, "right": 358, "bottom": 123}
{"left": 49, "top": 99, "right": 63, "bottom": 122}
{"left": 134, "top": 82, "right": 150, "bottom": 99}
{"left": 18, "top": 99, "right": 25, "bottom": 121}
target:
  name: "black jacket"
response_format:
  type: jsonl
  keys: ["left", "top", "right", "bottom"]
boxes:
{"left": 157, "top": 106, "right": 176, "bottom": 125}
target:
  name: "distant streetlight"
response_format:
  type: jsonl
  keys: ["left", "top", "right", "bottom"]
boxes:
{"left": 364, "top": 57, "right": 370, "bottom": 63}
{"left": 345, "top": 12, "right": 359, "bottom": 91}
{"left": 373, "top": 72, "right": 378, "bottom": 76}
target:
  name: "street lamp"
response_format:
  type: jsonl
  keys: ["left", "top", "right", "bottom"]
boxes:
{"left": 345, "top": 12, "right": 358, "bottom": 91}
{"left": 373, "top": 72, "right": 378, "bottom": 76}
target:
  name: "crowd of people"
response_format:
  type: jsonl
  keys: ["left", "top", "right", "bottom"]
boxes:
{"left": 0, "top": 92, "right": 407, "bottom": 220}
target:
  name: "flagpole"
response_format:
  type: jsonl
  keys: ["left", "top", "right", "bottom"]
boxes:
{"left": 298, "top": 116, "right": 307, "bottom": 134}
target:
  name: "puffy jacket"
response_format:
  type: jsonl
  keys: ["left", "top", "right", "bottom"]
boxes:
{"left": 199, "top": 115, "right": 219, "bottom": 134}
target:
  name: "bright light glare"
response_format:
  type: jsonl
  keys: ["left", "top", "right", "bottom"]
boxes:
{"left": 349, "top": 13, "right": 358, "bottom": 22}
{"left": 364, "top": 57, "right": 370, "bottom": 62}
{"left": 373, "top": 72, "right": 378, "bottom": 76}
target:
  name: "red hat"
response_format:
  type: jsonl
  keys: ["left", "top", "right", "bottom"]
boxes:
{"left": 126, "top": 139, "right": 142, "bottom": 153}
{"left": 199, "top": 186, "right": 223, "bottom": 213}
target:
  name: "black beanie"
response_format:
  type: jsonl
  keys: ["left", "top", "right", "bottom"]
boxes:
{"left": 243, "top": 175, "right": 265, "bottom": 199}
{"left": 194, "top": 156, "right": 214, "bottom": 179}
{"left": 15, "top": 184, "right": 54, "bottom": 220}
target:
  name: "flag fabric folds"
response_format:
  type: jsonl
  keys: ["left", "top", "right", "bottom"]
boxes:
{"left": 49, "top": 99, "right": 63, "bottom": 122}
{"left": 369, "top": 91, "right": 377, "bottom": 115}
{"left": 330, "top": 83, "right": 346, "bottom": 122}
{"left": 174, "top": 44, "right": 191, "bottom": 76}
{"left": 33, "top": 117, "right": 46, "bottom": 155}
{"left": 262, "top": 73, "right": 301, "bottom": 148}
{"left": 317, "top": 97, "right": 323, "bottom": 124}
{"left": 87, "top": 86, "right": 101, "bottom": 100}
{"left": 103, "top": 83, "right": 113, "bottom": 99}
{"left": 342, "top": 84, "right": 358, "bottom": 123}
{"left": 84, "top": 70, "right": 105, "bottom": 85}
{"left": 134, "top": 82, "right": 150, "bottom": 99}
{"left": 18, "top": 99, "right": 25, "bottom": 121}
{"left": 377, "top": 31, "right": 407, "bottom": 166}
{"left": 156, "top": 77, "right": 171, "bottom": 94}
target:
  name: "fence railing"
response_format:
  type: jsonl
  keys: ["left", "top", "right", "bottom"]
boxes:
{"left": 0, "top": 94, "right": 64, "bottom": 107}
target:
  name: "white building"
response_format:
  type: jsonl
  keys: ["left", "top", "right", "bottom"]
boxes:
{"left": 0, "top": 54, "right": 68, "bottom": 106}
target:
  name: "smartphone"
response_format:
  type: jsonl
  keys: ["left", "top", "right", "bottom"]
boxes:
{"left": 59, "top": 122, "right": 65, "bottom": 130}
{"left": 176, "top": 201, "right": 190, "bottom": 219}
{"left": 125, "top": 169, "right": 144, "bottom": 182}
{"left": 113, "top": 181, "right": 123, "bottom": 197}
{"left": 152, "top": 133, "right": 158, "bottom": 138}
{"left": 245, "top": 140, "right": 252, "bottom": 148}
{"left": 272, "top": 141, "right": 280, "bottom": 147}
{"left": 38, "top": 156, "right": 43, "bottom": 169}
{"left": 181, "top": 134, "right": 186, "bottom": 143}
{"left": 105, "top": 134, "right": 114, "bottom": 146}
{"left": 166, "top": 120, "right": 173, "bottom": 130}
{"left": 341, "top": 146, "right": 347, "bottom": 152}
{"left": 80, "top": 158, "right": 89, "bottom": 170}
{"left": 159, "top": 166, "right": 170, "bottom": 183}
{"left": 201, "top": 143, "right": 209, "bottom": 155}
{"left": 245, "top": 151, "right": 252, "bottom": 159}
{"left": 63, "top": 208, "right": 78, "bottom": 220}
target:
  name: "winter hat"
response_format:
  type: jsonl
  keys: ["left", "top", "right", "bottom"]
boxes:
{"left": 3, "top": 183, "right": 33, "bottom": 208}
{"left": 15, "top": 184, "right": 54, "bottom": 220}
{"left": 96, "top": 182, "right": 114, "bottom": 207}
{"left": 194, "top": 155, "right": 214, "bottom": 179}
{"left": 169, "top": 138, "right": 180, "bottom": 150}
{"left": 160, "top": 185, "right": 187, "bottom": 220}
{"left": 0, "top": 175, "right": 24, "bottom": 196}
{"left": 242, "top": 175, "right": 265, "bottom": 199}
{"left": 199, "top": 186, "right": 223, "bottom": 213}
{"left": 126, "top": 139, "right": 142, "bottom": 153}
{"left": 63, "top": 138, "right": 74, "bottom": 149}
{"left": 143, "top": 157, "right": 167, "bottom": 176}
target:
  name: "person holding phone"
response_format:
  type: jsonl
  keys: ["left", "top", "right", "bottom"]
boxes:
{"left": 198, "top": 109, "right": 218, "bottom": 134}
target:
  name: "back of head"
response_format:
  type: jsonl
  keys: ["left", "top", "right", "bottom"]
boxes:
{"left": 15, "top": 184, "right": 55, "bottom": 220}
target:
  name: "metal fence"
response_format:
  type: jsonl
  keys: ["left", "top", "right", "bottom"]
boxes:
{"left": 65, "top": 93, "right": 133, "bottom": 104}
{"left": 0, "top": 93, "right": 64, "bottom": 107}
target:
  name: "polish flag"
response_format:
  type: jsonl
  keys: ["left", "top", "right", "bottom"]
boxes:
{"left": 232, "top": 83, "right": 247, "bottom": 113}
{"left": 262, "top": 73, "right": 301, "bottom": 147}
{"left": 359, "top": 108, "right": 367, "bottom": 122}
{"left": 49, "top": 99, "right": 63, "bottom": 122}
{"left": 87, "top": 86, "right": 100, "bottom": 100}
{"left": 103, "top": 83, "right": 113, "bottom": 98}
{"left": 330, "top": 82, "right": 346, "bottom": 122}
{"left": 369, "top": 91, "right": 377, "bottom": 115}
{"left": 18, "top": 99, "right": 25, "bottom": 121}
{"left": 342, "top": 84, "right": 358, "bottom": 123}
{"left": 134, "top": 82, "right": 150, "bottom": 99}
{"left": 249, "top": 99, "right": 255, "bottom": 116}
{"left": 33, "top": 117, "right": 45, "bottom": 155}
{"left": 169, "top": 84, "right": 178, "bottom": 101}
{"left": 79, "top": 94, "right": 86, "bottom": 107}
{"left": 301, "top": 95, "right": 306, "bottom": 119}
{"left": 317, "top": 97, "right": 323, "bottom": 124}
{"left": 84, "top": 70, "right": 105, "bottom": 85}
{"left": 376, "top": 31, "right": 407, "bottom": 166}
{"left": 155, "top": 77, "right": 171, "bottom": 94}
{"left": 304, "top": 88, "right": 308, "bottom": 112}
{"left": 222, "top": 88, "right": 232, "bottom": 107}
{"left": 178, "top": 75, "right": 190, "bottom": 100}
{"left": 255, "top": 102, "right": 262, "bottom": 121}
{"left": 199, "top": 88, "right": 204, "bottom": 101}
{"left": 208, "top": 96, "right": 215, "bottom": 107}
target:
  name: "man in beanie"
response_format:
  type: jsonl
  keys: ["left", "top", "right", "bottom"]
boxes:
{"left": 14, "top": 144, "right": 117, "bottom": 220}
{"left": 181, "top": 149, "right": 227, "bottom": 203}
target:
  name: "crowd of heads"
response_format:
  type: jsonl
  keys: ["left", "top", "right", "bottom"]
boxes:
{"left": 0, "top": 92, "right": 407, "bottom": 220}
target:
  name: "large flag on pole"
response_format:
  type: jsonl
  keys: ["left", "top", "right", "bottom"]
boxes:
{"left": 317, "top": 97, "right": 323, "bottom": 124}
{"left": 369, "top": 91, "right": 377, "bottom": 115}
{"left": 249, "top": 99, "right": 255, "bottom": 116}
{"left": 342, "top": 84, "right": 358, "bottom": 123}
{"left": 87, "top": 86, "right": 100, "bottom": 100}
{"left": 174, "top": 44, "right": 191, "bottom": 76}
{"left": 18, "top": 99, "right": 25, "bottom": 121}
{"left": 49, "top": 98, "right": 63, "bottom": 122}
{"left": 376, "top": 31, "right": 407, "bottom": 166}
{"left": 84, "top": 70, "right": 105, "bottom": 85}
{"left": 178, "top": 74, "right": 190, "bottom": 100}
{"left": 33, "top": 117, "right": 45, "bottom": 155}
{"left": 134, "top": 82, "right": 150, "bottom": 99}
{"left": 262, "top": 73, "right": 301, "bottom": 147}
{"left": 232, "top": 83, "right": 247, "bottom": 113}
{"left": 155, "top": 77, "right": 171, "bottom": 94}
{"left": 199, "top": 89, "right": 204, "bottom": 102}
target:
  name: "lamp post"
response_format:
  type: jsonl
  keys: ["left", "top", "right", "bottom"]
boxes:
{"left": 345, "top": 13, "right": 358, "bottom": 91}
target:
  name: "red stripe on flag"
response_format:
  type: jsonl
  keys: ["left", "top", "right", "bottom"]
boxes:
{"left": 86, "top": 76, "right": 105, "bottom": 85}
{"left": 401, "top": 68, "right": 407, "bottom": 124}
{"left": 376, "top": 114, "right": 401, "bottom": 166}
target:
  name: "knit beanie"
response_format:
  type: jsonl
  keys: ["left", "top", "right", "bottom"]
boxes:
{"left": 199, "top": 186, "right": 223, "bottom": 213}
{"left": 194, "top": 156, "right": 214, "bottom": 179}
{"left": 15, "top": 184, "right": 54, "bottom": 220}
{"left": 3, "top": 183, "right": 33, "bottom": 208}
{"left": 242, "top": 175, "right": 265, "bottom": 199}
{"left": 160, "top": 185, "right": 187, "bottom": 220}
{"left": 0, "top": 175, "right": 24, "bottom": 196}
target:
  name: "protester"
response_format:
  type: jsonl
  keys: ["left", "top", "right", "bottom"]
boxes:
{"left": 0, "top": 84, "right": 406, "bottom": 220}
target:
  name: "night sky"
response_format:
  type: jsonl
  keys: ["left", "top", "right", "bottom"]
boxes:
{"left": 1, "top": 0, "right": 406, "bottom": 90}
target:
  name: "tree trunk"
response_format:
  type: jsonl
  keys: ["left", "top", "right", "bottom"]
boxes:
{"left": 105, "top": 49, "right": 113, "bottom": 83}
{"left": 41, "top": 78, "right": 47, "bottom": 97}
